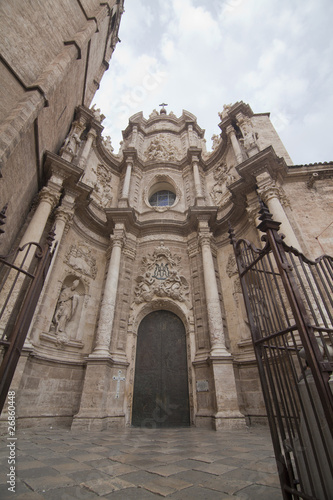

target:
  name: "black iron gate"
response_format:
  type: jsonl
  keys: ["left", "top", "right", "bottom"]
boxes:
{"left": 229, "top": 205, "right": 333, "bottom": 500}
{"left": 0, "top": 206, "right": 55, "bottom": 413}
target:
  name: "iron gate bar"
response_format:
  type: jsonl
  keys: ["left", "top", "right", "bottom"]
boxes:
{"left": 0, "top": 228, "right": 55, "bottom": 413}
{"left": 256, "top": 207, "right": 333, "bottom": 433}
{"left": 253, "top": 325, "right": 298, "bottom": 344}
{"left": 229, "top": 205, "right": 333, "bottom": 500}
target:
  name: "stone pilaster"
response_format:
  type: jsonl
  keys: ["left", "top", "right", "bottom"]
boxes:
{"left": 91, "top": 224, "right": 125, "bottom": 357}
{"left": 192, "top": 157, "right": 205, "bottom": 206}
{"left": 119, "top": 158, "right": 133, "bottom": 208}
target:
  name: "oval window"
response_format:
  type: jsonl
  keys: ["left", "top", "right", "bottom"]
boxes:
{"left": 149, "top": 190, "right": 176, "bottom": 207}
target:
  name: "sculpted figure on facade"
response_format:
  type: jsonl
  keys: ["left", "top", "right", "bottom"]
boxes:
{"left": 61, "top": 131, "right": 81, "bottom": 156}
{"left": 238, "top": 117, "right": 259, "bottom": 152}
{"left": 92, "top": 164, "right": 113, "bottom": 207}
{"left": 211, "top": 134, "right": 222, "bottom": 151}
{"left": 102, "top": 135, "right": 114, "bottom": 154}
{"left": 91, "top": 104, "right": 105, "bottom": 123}
{"left": 149, "top": 109, "right": 159, "bottom": 118}
{"left": 210, "top": 162, "right": 236, "bottom": 206}
{"left": 144, "top": 134, "right": 181, "bottom": 162}
{"left": 218, "top": 103, "right": 232, "bottom": 121}
{"left": 52, "top": 279, "right": 80, "bottom": 339}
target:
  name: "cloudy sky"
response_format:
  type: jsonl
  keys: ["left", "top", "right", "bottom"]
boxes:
{"left": 92, "top": 0, "right": 333, "bottom": 165}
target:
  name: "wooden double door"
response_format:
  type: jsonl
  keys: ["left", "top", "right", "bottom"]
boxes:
{"left": 132, "top": 310, "right": 190, "bottom": 428}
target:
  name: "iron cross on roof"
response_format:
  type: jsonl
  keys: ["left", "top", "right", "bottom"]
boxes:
{"left": 159, "top": 103, "right": 168, "bottom": 114}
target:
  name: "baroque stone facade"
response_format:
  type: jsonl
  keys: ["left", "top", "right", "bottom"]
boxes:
{"left": 1, "top": 97, "right": 332, "bottom": 432}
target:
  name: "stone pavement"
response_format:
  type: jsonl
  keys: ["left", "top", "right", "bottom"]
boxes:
{"left": 0, "top": 426, "right": 283, "bottom": 499}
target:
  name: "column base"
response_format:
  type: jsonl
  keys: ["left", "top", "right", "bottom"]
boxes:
{"left": 210, "top": 355, "right": 245, "bottom": 429}
{"left": 118, "top": 197, "right": 129, "bottom": 208}
{"left": 213, "top": 411, "right": 246, "bottom": 430}
{"left": 71, "top": 414, "right": 125, "bottom": 432}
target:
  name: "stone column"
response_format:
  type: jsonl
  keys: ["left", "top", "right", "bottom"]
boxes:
{"left": 20, "top": 183, "right": 61, "bottom": 248}
{"left": 192, "top": 157, "right": 205, "bottom": 206}
{"left": 119, "top": 158, "right": 133, "bottom": 207}
{"left": 226, "top": 125, "right": 243, "bottom": 164}
{"left": 257, "top": 172, "right": 301, "bottom": 250}
{"left": 0, "top": 177, "right": 62, "bottom": 340}
{"left": 198, "top": 222, "right": 245, "bottom": 430}
{"left": 91, "top": 225, "right": 125, "bottom": 357}
{"left": 199, "top": 227, "right": 229, "bottom": 356}
{"left": 79, "top": 128, "right": 97, "bottom": 168}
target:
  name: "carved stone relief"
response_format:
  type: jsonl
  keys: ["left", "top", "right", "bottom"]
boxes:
{"left": 134, "top": 243, "right": 189, "bottom": 304}
{"left": 238, "top": 116, "right": 259, "bottom": 154}
{"left": 210, "top": 162, "right": 236, "bottom": 207}
{"left": 144, "top": 134, "right": 181, "bottom": 162}
{"left": 65, "top": 243, "right": 97, "bottom": 279}
{"left": 92, "top": 164, "right": 113, "bottom": 208}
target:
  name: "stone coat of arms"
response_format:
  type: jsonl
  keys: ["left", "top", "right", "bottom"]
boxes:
{"left": 134, "top": 243, "right": 189, "bottom": 303}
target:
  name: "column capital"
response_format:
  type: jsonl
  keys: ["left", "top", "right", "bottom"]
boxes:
{"left": 257, "top": 184, "right": 282, "bottom": 206}
{"left": 54, "top": 206, "right": 74, "bottom": 233}
{"left": 226, "top": 124, "right": 236, "bottom": 136}
{"left": 111, "top": 225, "right": 126, "bottom": 248}
{"left": 198, "top": 231, "right": 212, "bottom": 248}
{"left": 39, "top": 186, "right": 61, "bottom": 210}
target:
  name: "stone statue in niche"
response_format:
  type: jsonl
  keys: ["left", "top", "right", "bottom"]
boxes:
{"left": 210, "top": 162, "right": 236, "bottom": 206}
{"left": 61, "top": 130, "right": 81, "bottom": 156}
{"left": 51, "top": 277, "right": 85, "bottom": 344}
{"left": 238, "top": 117, "right": 259, "bottom": 152}
{"left": 53, "top": 280, "right": 80, "bottom": 334}
{"left": 92, "top": 164, "right": 113, "bottom": 208}
{"left": 134, "top": 243, "right": 189, "bottom": 304}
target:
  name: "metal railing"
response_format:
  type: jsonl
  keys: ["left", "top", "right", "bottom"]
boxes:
{"left": 0, "top": 206, "right": 55, "bottom": 413}
{"left": 229, "top": 204, "right": 333, "bottom": 500}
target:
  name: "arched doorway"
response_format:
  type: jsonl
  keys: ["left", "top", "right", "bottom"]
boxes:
{"left": 132, "top": 310, "right": 190, "bottom": 428}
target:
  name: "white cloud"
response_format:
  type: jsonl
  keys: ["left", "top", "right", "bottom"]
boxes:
{"left": 93, "top": 0, "right": 333, "bottom": 162}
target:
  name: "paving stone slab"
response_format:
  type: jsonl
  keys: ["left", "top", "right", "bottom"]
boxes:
{"left": 104, "top": 486, "right": 162, "bottom": 499}
{"left": 236, "top": 483, "right": 283, "bottom": 499}
{"left": 169, "top": 485, "right": 242, "bottom": 499}
{"left": 21, "top": 473, "right": 76, "bottom": 492}
{"left": 81, "top": 476, "right": 134, "bottom": 495}
{"left": 42, "top": 485, "right": 99, "bottom": 499}
{"left": 145, "top": 463, "right": 191, "bottom": 477}
{"left": 200, "top": 475, "right": 253, "bottom": 495}
{"left": 100, "top": 462, "right": 138, "bottom": 476}
{"left": 192, "top": 462, "right": 238, "bottom": 476}
{"left": 139, "top": 475, "right": 191, "bottom": 497}
{"left": 16, "top": 466, "right": 60, "bottom": 479}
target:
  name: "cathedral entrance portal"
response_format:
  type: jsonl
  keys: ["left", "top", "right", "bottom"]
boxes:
{"left": 132, "top": 310, "right": 190, "bottom": 428}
